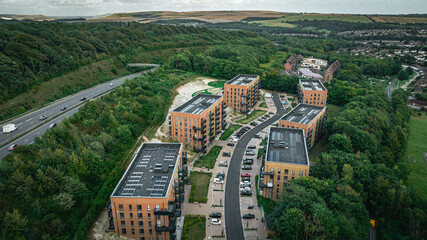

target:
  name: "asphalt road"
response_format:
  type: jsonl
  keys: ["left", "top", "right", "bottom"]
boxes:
{"left": 224, "top": 93, "right": 285, "bottom": 240}
{"left": 0, "top": 65, "right": 159, "bottom": 160}
{"left": 386, "top": 77, "right": 398, "bottom": 101}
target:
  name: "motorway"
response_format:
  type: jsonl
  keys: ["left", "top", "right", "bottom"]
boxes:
{"left": 0, "top": 65, "right": 159, "bottom": 160}
{"left": 225, "top": 93, "right": 285, "bottom": 240}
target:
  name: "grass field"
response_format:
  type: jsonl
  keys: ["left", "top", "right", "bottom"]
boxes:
{"left": 208, "top": 80, "right": 227, "bottom": 88}
{"left": 251, "top": 13, "right": 372, "bottom": 27}
{"left": 220, "top": 124, "right": 242, "bottom": 140}
{"left": 188, "top": 171, "right": 212, "bottom": 203}
{"left": 194, "top": 146, "right": 223, "bottom": 169}
{"left": 259, "top": 102, "right": 267, "bottom": 108}
{"left": 405, "top": 115, "right": 427, "bottom": 201}
{"left": 192, "top": 89, "right": 213, "bottom": 97}
{"left": 236, "top": 110, "right": 267, "bottom": 124}
{"left": 372, "top": 16, "right": 427, "bottom": 24}
{"left": 182, "top": 215, "right": 206, "bottom": 240}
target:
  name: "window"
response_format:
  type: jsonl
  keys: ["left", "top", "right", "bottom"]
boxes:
{"left": 132, "top": 229, "right": 135, "bottom": 235}
{"left": 121, "top": 221, "right": 126, "bottom": 227}
{"left": 119, "top": 204, "right": 124, "bottom": 211}
{"left": 129, "top": 205, "right": 132, "bottom": 211}
{"left": 148, "top": 221, "right": 152, "bottom": 227}
{"left": 299, "top": 171, "right": 303, "bottom": 176}
{"left": 292, "top": 170, "right": 295, "bottom": 175}
{"left": 148, "top": 213, "right": 151, "bottom": 219}
{"left": 131, "top": 221, "right": 134, "bottom": 227}
{"left": 277, "top": 182, "right": 280, "bottom": 186}
{"left": 284, "top": 176, "right": 288, "bottom": 181}
{"left": 138, "top": 213, "right": 142, "bottom": 219}
{"left": 149, "top": 229, "right": 153, "bottom": 235}
{"left": 277, "top": 175, "right": 280, "bottom": 180}
{"left": 120, "top": 213, "right": 124, "bottom": 219}
{"left": 284, "top": 169, "right": 288, "bottom": 175}
{"left": 278, "top": 169, "right": 281, "bottom": 174}
{"left": 137, "top": 205, "right": 142, "bottom": 211}
{"left": 157, "top": 221, "right": 161, "bottom": 226}
{"left": 156, "top": 215, "right": 160, "bottom": 220}
{"left": 139, "top": 229, "right": 144, "bottom": 235}
{"left": 130, "top": 213, "right": 133, "bottom": 219}
{"left": 122, "top": 228, "right": 127, "bottom": 234}
{"left": 139, "top": 221, "right": 143, "bottom": 227}
{"left": 147, "top": 205, "right": 150, "bottom": 211}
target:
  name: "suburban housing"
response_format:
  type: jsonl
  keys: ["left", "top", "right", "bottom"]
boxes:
{"left": 298, "top": 79, "right": 328, "bottom": 107}
{"left": 169, "top": 94, "right": 225, "bottom": 153}
{"left": 224, "top": 74, "right": 260, "bottom": 114}
{"left": 278, "top": 104, "right": 326, "bottom": 149}
{"left": 259, "top": 127, "right": 310, "bottom": 201}
{"left": 110, "top": 143, "right": 187, "bottom": 240}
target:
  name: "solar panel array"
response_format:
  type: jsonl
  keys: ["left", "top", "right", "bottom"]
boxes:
{"left": 227, "top": 74, "right": 258, "bottom": 86}
{"left": 146, "top": 176, "right": 169, "bottom": 197}
{"left": 301, "top": 79, "right": 326, "bottom": 91}
{"left": 174, "top": 95, "right": 220, "bottom": 114}
{"left": 282, "top": 104, "right": 324, "bottom": 125}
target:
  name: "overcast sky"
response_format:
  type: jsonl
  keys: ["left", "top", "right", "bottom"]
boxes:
{"left": 1, "top": 0, "right": 426, "bottom": 16}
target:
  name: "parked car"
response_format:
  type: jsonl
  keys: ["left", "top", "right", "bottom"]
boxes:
{"left": 242, "top": 213, "right": 255, "bottom": 219}
{"left": 209, "top": 212, "right": 222, "bottom": 218}
{"left": 216, "top": 172, "right": 225, "bottom": 178}
{"left": 240, "top": 187, "right": 251, "bottom": 192}
{"left": 250, "top": 121, "right": 258, "bottom": 126}
{"left": 49, "top": 123, "right": 57, "bottom": 129}
{"left": 242, "top": 165, "right": 252, "bottom": 170}
{"left": 269, "top": 111, "right": 274, "bottom": 114}
{"left": 39, "top": 115, "right": 47, "bottom": 120}
{"left": 241, "top": 177, "right": 251, "bottom": 181}
{"left": 254, "top": 134, "right": 262, "bottom": 139}
{"left": 241, "top": 190, "right": 252, "bottom": 196}
{"left": 227, "top": 142, "right": 235, "bottom": 146}
{"left": 211, "top": 219, "right": 222, "bottom": 225}
{"left": 245, "top": 149, "right": 255, "bottom": 155}
{"left": 261, "top": 116, "right": 267, "bottom": 120}
{"left": 60, "top": 106, "right": 67, "bottom": 111}
{"left": 213, "top": 178, "right": 224, "bottom": 184}
{"left": 243, "top": 159, "right": 253, "bottom": 165}
{"left": 8, "top": 144, "right": 18, "bottom": 151}
{"left": 240, "top": 183, "right": 251, "bottom": 188}
{"left": 241, "top": 173, "right": 251, "bottom": 177}
{"left": 248, "top": 145, "right": 256, "bottom": 149}
{"left": 257, "top": 118, "right": 264, "bottom": 121}
{"left": 219, "top": 161, "right": 227, "bottom": 166}
{"left": 222, "top": 151, "right": 231, "bottom": 157}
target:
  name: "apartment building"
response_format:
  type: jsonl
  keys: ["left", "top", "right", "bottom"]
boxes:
{"left": 323, "top": 60, "right": 341, "bottom": 83}
{"left": 224, "top": 74, "right": 260, "bottom": 114}
{"left": 284, "top": 54, "right": 298, "bottom": 71}
{"left": 169, "top": 94, "right": 225, "bottom": 153}
{"left": 259, "top": 127, "right": 310, "bottom": 201}
{"left": 110, "top": 143, "right": 187, "bottom": 240}
{"left": 278, "top": 104, "right": 326, "bottom": 149}
{"left": 301, "top": 57, "right": 328, "bottom": 70}
{"left": 298, "top": 79, "right": 328, "bottom": 107}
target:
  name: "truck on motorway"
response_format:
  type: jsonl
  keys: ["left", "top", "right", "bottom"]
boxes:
{"left": 2, "top": 124, "right": 17, "bottom": 133}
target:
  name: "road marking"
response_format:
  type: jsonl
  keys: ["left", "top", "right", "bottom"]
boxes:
{"left": 25, "top": 118, "right": 33, "bottom": 122}
{"left": 24, "top": 139, "right": 28, "bottom": 142}
{"left": 16, "top": 123, "right": 22, "bottom": 126}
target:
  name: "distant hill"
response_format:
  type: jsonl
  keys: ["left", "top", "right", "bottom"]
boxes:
{"left": 0, "top": 14, "right": 48, "bottom": 20}
{"left": 95, "top": 11, "right": 427, "bottom": 24}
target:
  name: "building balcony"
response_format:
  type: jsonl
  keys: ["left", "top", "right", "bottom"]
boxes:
{"left": 215, "top": 116, "right": 220, "bottom": 120}
{"left": 259, "top": 182, "right": 273, "bottom": 188}
{"left": 193, "top": 135, "right": 206, "bottom": 141}
{"left": 154, "top": 203, "right": 175, "bottom": 216}
{"left": 261, "top": 171, "right": 274, "bottom": 176}
{"left": 201, "top": 119, "right": 207, "bottom": 124}
{"left": 155, "top": 220, "right": 176, "bottom": 233}
{"left": 223, "top": 104, "right": 227, "bottom": 109}
{"left": 222, "top": 113, "right": 227, "bottom": 118}
{"left": 210, "top": 122, "right": 214, "bottom": 126}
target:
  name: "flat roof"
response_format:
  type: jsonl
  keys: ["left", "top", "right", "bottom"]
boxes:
{"left": 300, "top": 79, "right": 327, "bottom": 91}
{"left": 299, "top": 68, "right": 323, "bottom": 79}
{"left": 172, "top": 94, "right": 222, "bottom": 115}
{"left": 226, "top": 74, "right": 259, "bottom": 86}
{"left": 280, "top": 104, "right": 325, "bottom": 125}
{"left": 265, "top": 127, "right": 309, "bottom": 165}
{"left": 111, "top": 143, "right": 182, "bottom": 198}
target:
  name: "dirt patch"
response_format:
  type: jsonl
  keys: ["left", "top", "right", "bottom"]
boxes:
{"left": 91, "top": 208, "right": 126, "bottom": 240}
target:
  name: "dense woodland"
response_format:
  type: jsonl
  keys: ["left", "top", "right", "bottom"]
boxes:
{"left": 0, "top": 20, "right": 426, "bottom": 240}
{"left": 0, "top": 22, "right": 269, "bottom": 119}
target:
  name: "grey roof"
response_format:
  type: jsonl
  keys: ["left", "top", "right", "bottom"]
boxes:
{"left": 298, "top": 68, "right": 323, "bottom": 79}
{"left": 300, "top": 79, "right": 327, "bottom": 91}
{"left": 281, "top": 104, "right": 325, "bottom": 125}
{"left": 172, "top": 94, "right": 222, "bottom": 115}
{"left": 265, "top": 127, "right": 309, "bottom": 165}
{"left": 111, "top": 143, "right": 182, "bottom": 198}
{"left": 226, "top": 74, "right": 259, "bottom": 86}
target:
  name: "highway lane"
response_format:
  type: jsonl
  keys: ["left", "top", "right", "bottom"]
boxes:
{"left": 0, "top": 65, "right": 159, "bottom": 160}
{"left": 225, "top": 93, "right": 284, "bottom": 240}
{"left": 0, "top": 65, "right": 159, "bottom": 148}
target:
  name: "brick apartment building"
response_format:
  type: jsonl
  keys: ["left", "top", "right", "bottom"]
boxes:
{"left": 323, "top": 60, "right": 341, "bottom": 83}
{"left": 259, "top": 127, "right": 310, "bottom": 201}
{"left": 298, "top": 79, "right": 328, "bottom": 107}
{"left": 284, "top": 54, "right": 298, "bottom": 71}
{"left": 169, "top": 94, "right": 226, "bottom": 153}
{"left": 278, "top": 104, "right": 326, "bottom": 149}
{"left": 110, "top": 143, "right": 187, "bottom": 240}
{"left": 224, "top": 74, "right": 260, "bottom": 114}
